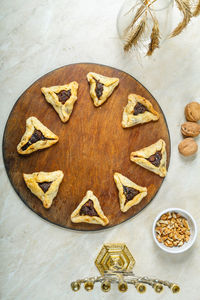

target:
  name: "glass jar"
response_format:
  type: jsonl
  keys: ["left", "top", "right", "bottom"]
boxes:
{"left": 117, "top": 0, "right": 174, "bottom": 56}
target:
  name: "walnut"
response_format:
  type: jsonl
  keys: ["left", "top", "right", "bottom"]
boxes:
{"left": 185, "top": 102, "right": 200, "bottom": 122}
{"left": 181, "top": 122, "right": 200, "bottom": 137}
{"left": 178, "top": 138, "right": 198, "bottom": 156}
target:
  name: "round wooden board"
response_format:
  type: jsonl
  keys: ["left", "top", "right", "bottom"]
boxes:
{"left": 3, "top": 63, "right": 170, "bottom": 231}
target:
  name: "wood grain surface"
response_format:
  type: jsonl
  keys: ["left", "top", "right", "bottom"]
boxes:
{"left": 3, "top": 63, "right": 170, "bottom": 231}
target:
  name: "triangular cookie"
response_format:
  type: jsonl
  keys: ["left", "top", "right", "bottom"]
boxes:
{"left": 23, "top": 170, "right": 64, "bottom": 208}
{"left": 17, "top": 117, "right": 58, "bottom": 155}
{"left": 130, "top": 139, "right": 167, "bottom": 177}
{"left": 122, "top": 94, "right": 159, "bottom": 128}
{"left": 114, "top": 173, "right": 147, "bottom": 212}
{"left": 87, "top": 72, "right": 119, "bottom": 107}
{"left": 71, "top": 190, "right": 109, "bottom": 226}
{"left": 41, "top": 81, "right": 79, "bottom": 122}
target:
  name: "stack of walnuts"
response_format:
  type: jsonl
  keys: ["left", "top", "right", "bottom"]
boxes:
{"left": 178, "top": 102, "right": 200, "bottom": 156}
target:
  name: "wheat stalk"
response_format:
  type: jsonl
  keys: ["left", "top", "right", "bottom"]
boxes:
{"left": 124, "top": 0, "right": 157, "bottom": 35}
{"left": 147, "top": 16, "right": 160, "bottom": 56}
{"left": 123, "top": 0, "right": 195, "bottom": 55}
{"left": 170, "top": 0, "right": 192, "bottom": 37}
{"left": 124, "top": 4, "right": 146, "bottom": 35}
{"left": 124, "top": 16, "right": 147, "bottom": 52}
{"left": 193, "top": 0, "right": 200, "bottom": 16}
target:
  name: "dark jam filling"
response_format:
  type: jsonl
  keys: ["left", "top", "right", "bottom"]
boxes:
{"left": 133, "top": 102, "right": 148, "bottom": 115}
{"left": 79, "top": 199, "right": 98, "bottom": 217}
{"left": 123, "top": 185, "right": 139, "bottom": 203}
{"left": 56, "top": 89, "right": 71, "bottom": 104}
{"left": 21, "top": 129, "right": 53, "bottom": 151}
{"left": 147, "top": 151, "right": 162, "bottom": 167}
{"left": 94, "top": 79, "right": 104, "bottom": 99}
{"left": 38, "top": 181, "right": 52, "bottom": 193}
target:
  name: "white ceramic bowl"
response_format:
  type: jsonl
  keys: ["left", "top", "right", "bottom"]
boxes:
{"left": 152, "top": 208, "right": 197, "bottom": 254}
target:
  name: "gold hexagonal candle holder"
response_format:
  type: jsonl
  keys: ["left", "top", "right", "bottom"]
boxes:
{"left": 70, "top": 243, "right": 180, "bottom": 294}
{"left": 95, "top": 243, "right": 135, "bottom": 275}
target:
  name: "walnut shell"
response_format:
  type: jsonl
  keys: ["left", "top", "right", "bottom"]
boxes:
{"left": 178, "top": 138, "right": 198, "bottom": 156}
{"left": 185, "top": 102, "right": 200, "bottom": 122}
{"left": 181, "top": 122, "right": 200, "bottom": 137}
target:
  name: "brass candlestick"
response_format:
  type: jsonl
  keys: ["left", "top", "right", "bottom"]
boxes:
{"left": 70, "top": 243, "right": 180, "bottom": 294}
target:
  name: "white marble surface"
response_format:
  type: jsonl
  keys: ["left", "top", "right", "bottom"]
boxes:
{"left": 0, "top": 1, "right": 200, "bottom": 299}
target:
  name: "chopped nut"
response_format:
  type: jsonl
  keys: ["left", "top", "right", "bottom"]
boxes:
{"left": 182, "top": 219, "right": 189, "bottom": 229}
{"left": 161, "top": 214, "right": 167, "bottom": 220}
{"left": 155, "top": 211, "right": 191, "bottom": 248}
{"left": 165, "top": 228, "right": 171, "bottom": 235}
{"left": 156, "top": 235, "right": 162, "bottom": 243}
{"left": 159, "top": 220, "right": 169, "bottom": 225}
{"left": 185, "top": 236, "right": 190, "bottom": 242}
{"left": 178, "top": 241, "right": 184, "bottom": 247}
{"left": 156, "top": 229, "right": 161, "bottom": 235}
{"left": 172, "top": 213, "right": 177, "bottom": 219}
